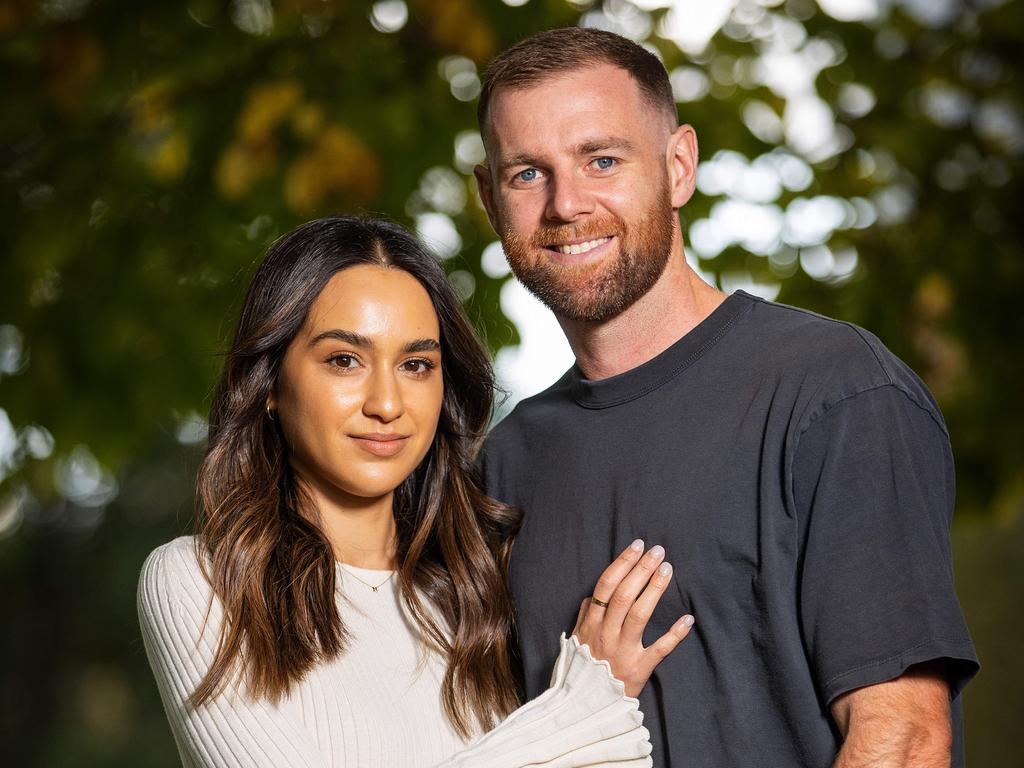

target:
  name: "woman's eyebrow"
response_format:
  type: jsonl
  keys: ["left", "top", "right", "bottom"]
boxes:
{"left": 308, "top": 329, "right": 440, "bottom": 354}
{"left": 403, "top": 339, "right": 441, "bottom": 354}
{"left": 309, "top": 329, "right": 372, "bottom": 348}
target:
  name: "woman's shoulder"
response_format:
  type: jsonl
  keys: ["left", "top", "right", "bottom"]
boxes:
{"left": 141, "top": 535, "right": 204, "bottom": 579}
{"left": 138, "top": 535, "right": 213, "bottom": 621}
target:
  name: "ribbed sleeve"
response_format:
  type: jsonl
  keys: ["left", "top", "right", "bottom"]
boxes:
{"left": 138, "top": 538, "right": 653, "bottom": 767}
{"left": 138, "top": 541, "right": 328, "bottom": 767}
{"left": 436, "top": 635, "right": 652, "bottom": 768}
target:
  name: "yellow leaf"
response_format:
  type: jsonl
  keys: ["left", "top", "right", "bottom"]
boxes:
{"left": 284, "top": 125, "right": 379, "bottom": 213}
{"left": 215, "top": 141, "right": 277, "bottom": 200}
{"left": 148, "top": 131, "right": 191, "bottom": 183}
{"left": 291, "top": 103, "right": 326, "bottom": 140}
{"left": 238, "top": 80, "right": 303, "bottom": 143}
{"left": 411, "top": 0, "right": 495, "bottom": 63}
{"left": 129, "top": 80, "right": 174, "bottom": 136}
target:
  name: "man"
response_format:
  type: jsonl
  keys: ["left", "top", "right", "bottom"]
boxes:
{"left": 474, "top": 27, "right": 978, "bottom": 768}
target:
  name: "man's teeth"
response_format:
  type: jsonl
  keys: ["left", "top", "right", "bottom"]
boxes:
{"left": 554, "top": 237, "right": 611, "bottom": 255}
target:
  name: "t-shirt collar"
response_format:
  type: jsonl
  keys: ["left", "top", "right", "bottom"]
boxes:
{"left": 568, "top": 290, "right": 756, "bottom": 409}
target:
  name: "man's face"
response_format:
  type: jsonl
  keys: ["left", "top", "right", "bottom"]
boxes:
{"left": 477, "top": 63, "right": 678, "bottom": 323}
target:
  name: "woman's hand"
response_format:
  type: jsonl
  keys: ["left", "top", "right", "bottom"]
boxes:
{"left": 572, "top": 540, "right": 694, "bottom": 698}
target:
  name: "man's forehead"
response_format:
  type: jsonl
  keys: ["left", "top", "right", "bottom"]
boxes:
{"left": 488, "top": 63, "right": 645, "bottom": 115}
{"left": 484, "top": 64, "right": 657, "bottom": 155}
{"left": 487, "top": 77, "right": 671, "bottom": 165}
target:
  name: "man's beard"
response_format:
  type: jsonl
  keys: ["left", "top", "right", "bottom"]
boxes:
{"left": 499, "top": 185, "right": 676, "bottom": 323}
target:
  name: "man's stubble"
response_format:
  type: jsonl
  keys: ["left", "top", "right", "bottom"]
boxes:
{"left": 498, "top": 180, "right": 676, "bottom": 324}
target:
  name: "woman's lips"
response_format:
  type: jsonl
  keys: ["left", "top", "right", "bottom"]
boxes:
{"left": 350, "top": 435, "right": 410, "bottom": 457}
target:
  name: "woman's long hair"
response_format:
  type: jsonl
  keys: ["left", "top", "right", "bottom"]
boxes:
{"left": 190, "top": 216, "right": 521, "bottom": 737}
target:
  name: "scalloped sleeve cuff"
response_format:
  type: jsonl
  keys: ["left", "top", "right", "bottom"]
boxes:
{"left": 434, "top": 634, "right": 653, "bottom": 768}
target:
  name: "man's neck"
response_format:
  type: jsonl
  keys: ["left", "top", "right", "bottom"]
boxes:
{"left": 559, "top": 248, "right": 726, "bottom": 381}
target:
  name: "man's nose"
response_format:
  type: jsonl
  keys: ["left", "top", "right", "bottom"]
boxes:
{"left": 362, "top": 368, "right": 403, "bottom": 423}
{"left": 544, "top": 172, "right": 595, "bottom": 223}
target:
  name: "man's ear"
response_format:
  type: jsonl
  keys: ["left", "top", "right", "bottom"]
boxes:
{"left": 474, "top": 163, "right": 499, "bottom": 233}
{"left": 667, "top": 124, "right": 698, "bottom": 209}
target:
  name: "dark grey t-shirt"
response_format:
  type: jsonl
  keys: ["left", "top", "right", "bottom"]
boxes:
{"left": 481, "top": 291, "right": 978, "bottom": 767}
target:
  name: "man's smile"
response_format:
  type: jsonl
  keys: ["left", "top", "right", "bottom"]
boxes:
{"left": 549, "top": 236, "right": 613, "bottom": 256}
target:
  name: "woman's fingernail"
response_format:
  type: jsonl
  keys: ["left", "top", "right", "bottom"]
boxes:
{"left": 680, "top": 614, "right": 695, "bottom": 628}
{"left": 649, "top": 544, "right": 665, "bottom": 559}
{"left": 630, "top": 539, "right": 644, "bottom": 552}
{"left": 658, "top": 562, "right": 672, "bottom": 577}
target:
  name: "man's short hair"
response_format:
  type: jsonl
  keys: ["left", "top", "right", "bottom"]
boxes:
{"left": 477, "top": 27, "right": 678, "bottom": 132}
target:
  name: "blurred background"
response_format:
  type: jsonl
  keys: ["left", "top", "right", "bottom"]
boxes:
{"left": 1, "top": 0, "right": 1021, "bottom": 764}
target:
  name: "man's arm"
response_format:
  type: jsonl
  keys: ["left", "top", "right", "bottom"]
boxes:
{"left": 831, "top": 662, "right": 952, "bottom": 768}
{"left": 790, "top": 383, "right": 977, "bottom": 765}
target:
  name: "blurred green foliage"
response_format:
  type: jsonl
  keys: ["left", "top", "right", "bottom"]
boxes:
{"left": 1, "top": 0, "right": 1021, "bottom": 764}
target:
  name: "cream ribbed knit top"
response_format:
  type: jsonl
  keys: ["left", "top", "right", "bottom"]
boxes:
{"left": 138, "top": 537, "right": 653, "bottom": 768}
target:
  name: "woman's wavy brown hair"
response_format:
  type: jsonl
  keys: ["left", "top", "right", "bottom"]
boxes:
{"left": 190, "top": 216, "right": 521, "bottom": 737}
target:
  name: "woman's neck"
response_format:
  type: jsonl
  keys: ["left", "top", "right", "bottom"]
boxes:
{"left": 329, "top": 511, "right": 397, "bottom": 570}
{"left": 299, "top": 478, "right": 398, "bottom": 569}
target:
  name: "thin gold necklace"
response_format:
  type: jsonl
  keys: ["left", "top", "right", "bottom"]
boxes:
{"left": 339, "top": 563, "right": 396, "bottom": 593}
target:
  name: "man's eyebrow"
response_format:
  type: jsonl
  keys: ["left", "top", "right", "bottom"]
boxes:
{"left": 497, "top": 138, "right": 637, "bottom": 172}
{"left": 575, "top": 137, "right": 637, "bottom": 155}
{"left": 497, "top": 153, "right": 541, "bottom": 172}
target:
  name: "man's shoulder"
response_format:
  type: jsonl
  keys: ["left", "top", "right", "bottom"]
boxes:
{"left": 737, "top": 292, "right": 941, "bottom": 423}
{"left": 738, "top": 292, "right": 885, "bottom": 362}
{"left": 491, "top": 367, "right": 575, "bottom": 433}
{"left": 737, "top": 293, "right": 903, "bottom": 377}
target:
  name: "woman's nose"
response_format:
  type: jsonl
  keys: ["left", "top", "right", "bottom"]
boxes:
{"left": 362, "top": 369, "right": 404, "bottom": 422}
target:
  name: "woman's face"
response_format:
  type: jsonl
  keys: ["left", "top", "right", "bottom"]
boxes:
{"left": 272, "top": 264, "right": 444, "bottom": 507}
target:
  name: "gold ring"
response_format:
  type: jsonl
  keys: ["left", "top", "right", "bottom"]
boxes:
{"left": 591, "top": 596, "right": 609, "bottom": 608}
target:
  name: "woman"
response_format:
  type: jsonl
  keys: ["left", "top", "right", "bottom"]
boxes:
{"left": 138, "top": 216, "right": 693, "bottom": 767}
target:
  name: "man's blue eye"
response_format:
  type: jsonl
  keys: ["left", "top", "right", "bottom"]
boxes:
{"left": 595, "top": 157, "right": 615, "bottom": 170}
{"left": 518, "top": 169, "right": 537, "bottom": 182}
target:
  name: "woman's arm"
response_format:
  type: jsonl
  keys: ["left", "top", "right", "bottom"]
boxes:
{"left": 435, "top": 542, "right": 692, "bottom": 768}
{"left": 138, "top": 539, "right": 328, "bottom": 768}
{"left": 139, "top": 538, "right": 686, "bottom": 768}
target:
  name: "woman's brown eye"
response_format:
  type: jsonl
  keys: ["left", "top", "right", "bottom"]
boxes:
{"left": 330, "top": 354, "right": 357, "bottom": 368}
{"left": 404, "top": 359, "right": 434, "bottom": 374}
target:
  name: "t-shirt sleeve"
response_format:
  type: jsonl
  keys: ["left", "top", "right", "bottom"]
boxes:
{"left": 137, "top": 541, "right": 328, "bottom": 768}
{"left": 791, "top": 384, "right": 979, "bottom": 706}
